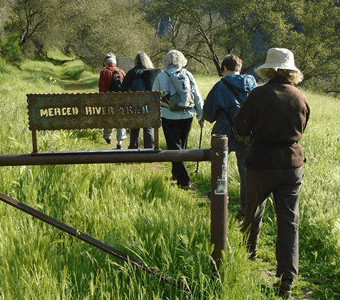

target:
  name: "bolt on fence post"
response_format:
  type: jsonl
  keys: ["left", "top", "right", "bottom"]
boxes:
{"left": 210, "top": 134, "right": 228, "bottom": 272}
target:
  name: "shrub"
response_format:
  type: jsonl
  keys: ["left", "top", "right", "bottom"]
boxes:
{"left": 0, "top": 34, "right": 23, "bottom": 64}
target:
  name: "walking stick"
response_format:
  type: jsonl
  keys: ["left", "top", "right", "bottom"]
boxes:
{"left": 195, "top": 125, "right": 204, "bottom": 173}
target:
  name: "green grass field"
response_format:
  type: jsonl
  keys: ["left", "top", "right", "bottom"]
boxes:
{"left": 0, "top": 56, "right": 339, "bottom": 299}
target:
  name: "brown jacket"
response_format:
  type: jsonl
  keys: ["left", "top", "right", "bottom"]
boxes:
{"left": 233, "top": 76, "right": 310, "bottom": 169}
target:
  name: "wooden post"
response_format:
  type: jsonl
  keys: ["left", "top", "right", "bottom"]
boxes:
{"left": 154, "top": 128, "right": 160, "bottom": 151}
{"left": 210, "top": 134, "right": 228, "bottom": 271}
{"left": 32, "top": 130, "right": 38, "bottom": 153}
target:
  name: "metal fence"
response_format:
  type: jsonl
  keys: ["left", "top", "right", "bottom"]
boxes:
{"left": 0, "top": 91, "right": 229, "bottom": 292}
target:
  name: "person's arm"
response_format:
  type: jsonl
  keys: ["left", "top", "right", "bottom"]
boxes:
{"left": 121, "top": 69, "right": 135, "bottom": 91}
{"left": 202, "top": 82, "right": 222, "bottom": 123}
{"left": 303, "top": 99, "right": 310, "bottom": 132}
{"left": 187, "top": 72, "right": 204, "bottom": 120}
{"left": 98, "top": 69, "right": 110, "bottom": 92}
{"left": 232, "top": 94, "right": 254, "bottom": 143}
{"left": 152, "top": 73, "right": 162, "bottom": 91}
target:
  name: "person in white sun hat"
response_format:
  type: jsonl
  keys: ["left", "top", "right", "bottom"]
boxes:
{"left": 233, "top": 48, "right": 310, "bottom": 298}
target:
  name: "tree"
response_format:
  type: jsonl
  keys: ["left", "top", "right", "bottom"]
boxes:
{"left": 140, "top": 0, "right": 293, "bottom": 74}
{"left": 43, "top": 0, "right": 160, "bottom": 67}
{"left": 1, "top": 0, "right": 160, "bottom": 66}
{"left": 285, "top": 0, "right": 340, "bottom": 95}
{"left": 2, "top": 0, "right": 56, "bottom": 55}
{"left": 142, "top": 0, "right": 339, "bottom": 95}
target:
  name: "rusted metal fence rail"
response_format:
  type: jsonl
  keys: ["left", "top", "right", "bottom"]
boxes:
{"left": 0, "top": 149, "right": 210, "bottom": 166}
{"left": 0, "top": 135, "right": 228, "bottom": 283}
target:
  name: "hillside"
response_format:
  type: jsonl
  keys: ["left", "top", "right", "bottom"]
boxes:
{"left": 0, "top": 57, "right": 339, "bottom": 299}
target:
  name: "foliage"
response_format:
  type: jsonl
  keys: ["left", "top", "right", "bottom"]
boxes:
{"left": 0, "top": 0, "right": 161, "bottom": 68}
{"left": 0, "top": 0, "right": 339, "bottom": 94}
{"left": 0, "top": 33, "right": 23, "bottom": 64}
{"left": 285, "top": 0, "right": 340, "bottom": 95}
{"left": 141, "top": 0, "right": 339, "bottom": 95}
{"left": 47, "top": 0, "right": 161, "bottom": 68}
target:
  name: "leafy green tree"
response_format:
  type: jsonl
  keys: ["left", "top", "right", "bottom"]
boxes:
{"left": 57, "top": 0, "right": 160, "bottom": 68}
{"left": 142, "top": 0, "right": 339, "bottom": 95}
{"left": 0, "top": 0, "right": 64, "bottom": 58}
{"left": 0, "top": 0, "right": 160, "bottom": 67}
{"left": 284, "top": 0, "right": 339, "bottom": 95}
{"left": 141, "top": 0, "right": 293, "bottom": 74}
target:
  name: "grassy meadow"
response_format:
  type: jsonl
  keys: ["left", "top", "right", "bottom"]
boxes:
{"left": 0, "top": 55, "right": 339, "bottom": 299}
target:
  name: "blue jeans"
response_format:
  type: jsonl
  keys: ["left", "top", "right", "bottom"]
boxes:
{"left": 242, "top": 167, "right": 303, "bottom": 280}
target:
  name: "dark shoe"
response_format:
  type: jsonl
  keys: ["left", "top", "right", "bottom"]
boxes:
{"left": 248, "top": 251, "right": 257, "bottom": 260}
{"left": 104, "top": 137, "right": 111, "bottom": 144}
{"left": 246, "top": 245, "right": 257, "bottom": 260}
{"left": 116, "top": 143, "right": 123, "bottom": 149}
{"left": 277, "top": 278, "right": 293, "bottom": 299}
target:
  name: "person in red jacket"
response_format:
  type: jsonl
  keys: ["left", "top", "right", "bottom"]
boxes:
{"left": 99, "top": 53, "right": 127, "bottom": 149}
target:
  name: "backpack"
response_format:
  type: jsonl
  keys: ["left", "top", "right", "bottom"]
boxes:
{"left": 128, "top": 69, "right": 146, "bottom": 92}
{"left": 165, "top": 69, "right": 195, "bottom": 111}
{"left": 109, "top": 72, "right": 123, "bottom": 92}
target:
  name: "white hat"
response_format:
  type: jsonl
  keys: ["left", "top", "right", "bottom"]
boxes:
{"left": 256, "top": 48, "right": 300, "bottom": 72}
{"left": 104, "top": 53, "right": 117, "bottom": 65}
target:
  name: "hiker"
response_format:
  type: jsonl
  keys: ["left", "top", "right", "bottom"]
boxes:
{"left": 98, "top": 52, "right": 127, "bottom": 149}
{"left": 233, "top": 48, "right": 310, "bottom": 298}
{"left": 121, "top": 51, "right": 161, "bottom": 149}
{"left": 203, "top": 54, "right": 257, "bottom": 216}
{"left": 152, "top": 50, "right": 204, "bottom": 190}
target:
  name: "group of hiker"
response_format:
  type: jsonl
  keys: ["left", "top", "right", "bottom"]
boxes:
{"left": 98, "top": 47, "right": 310, "bottom": 298}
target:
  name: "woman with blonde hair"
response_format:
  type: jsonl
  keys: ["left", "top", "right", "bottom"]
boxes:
{"left": 233, "top": 48, "right": 310, "bottom": 298}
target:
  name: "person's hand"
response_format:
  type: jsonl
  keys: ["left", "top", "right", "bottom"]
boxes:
{"left": 198, "top": 118, "right": 205, "bottom": 128}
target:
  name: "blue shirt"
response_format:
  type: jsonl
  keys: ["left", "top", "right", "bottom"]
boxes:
{"left": 203, "top": 74, "right": 257, "bottom": 137}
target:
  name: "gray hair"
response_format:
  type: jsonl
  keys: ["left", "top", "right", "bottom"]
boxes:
{"left": 104, "top": 53, "right": 117, "bottom": 65}
{"left": 134, "top": 51, "right": 154, "bottom": 68}
{"left": 163, "top": 50, "right": 187, "bottom": 68}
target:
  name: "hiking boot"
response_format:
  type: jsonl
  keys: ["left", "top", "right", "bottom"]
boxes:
{"left": 277, "top": 278, "right": 293, "bottom": 299}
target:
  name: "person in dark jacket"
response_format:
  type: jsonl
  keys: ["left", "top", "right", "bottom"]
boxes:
{"left": 121, "top": 51, "right": 161, "bottom": 149}
{"left": 203, "top": 55, "right": 257, "bottom": 215}
{"left": 99, "top": 53, "right": 127, "bottom": 149}
{"left": 233, "top": 48, "right": 310, "bottom": 298}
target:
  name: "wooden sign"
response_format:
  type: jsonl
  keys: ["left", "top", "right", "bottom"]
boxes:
{"left": 27, "top": 91, "right": 162, "bottom": 131}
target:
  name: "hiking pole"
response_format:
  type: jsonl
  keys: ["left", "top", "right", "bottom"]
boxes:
{"left": 195, "top": 124, "right": 204, "bottom": 173}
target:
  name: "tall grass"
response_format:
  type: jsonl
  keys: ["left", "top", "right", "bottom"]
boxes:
{"left": 0, "top": 57, "right": 339, "bottom": 299}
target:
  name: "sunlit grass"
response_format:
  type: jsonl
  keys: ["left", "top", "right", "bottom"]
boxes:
{"left": 0, "top": 58, "right": 339, "bottom": 299}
